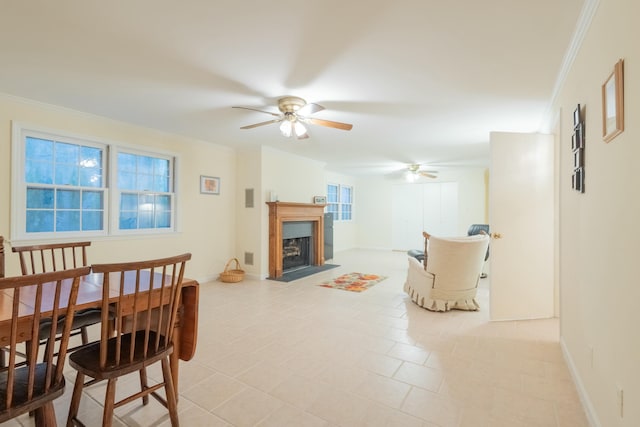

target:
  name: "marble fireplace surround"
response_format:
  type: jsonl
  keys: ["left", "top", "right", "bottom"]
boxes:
{"left": 266, "top": 202, "right": 325, "bottom": 278}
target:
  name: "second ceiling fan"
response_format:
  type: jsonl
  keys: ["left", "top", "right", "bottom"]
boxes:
{"left": 233, "top": 96, "right": 353, "bottom": 140}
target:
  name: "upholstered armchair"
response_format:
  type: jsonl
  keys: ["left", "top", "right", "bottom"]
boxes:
{"left": 404, "top": 234, "right": 490, "bottom": 311}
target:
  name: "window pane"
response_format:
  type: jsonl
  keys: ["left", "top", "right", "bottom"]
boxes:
{"left": 120, "top": 193, "right": 138, "bottom": 211}
{"left": 55, "top": 142, "right": 79, "bottom": 165}
{"left": 82, "top": 211, "right": 103, "bottom": 231}
{"left": 26, "top": 210, "right": 54, "bottom": 232}
{"left": 25, "top": 161, "right": 54, "bottom": 184}
{"left": 27, "top": 188, "right": 54, "bottom": 209}
{"left": 80, "top": 167, "right": 102, "bottom": 187}
{"left": 118, "top": 171, "right": 136, "bottom": 190}
{"left": 156, "top": 195, "right": 171, "bottom": 211}
{"left": 139, "top": 211, "right": 154, "bottom": 229}
{"left": 57, "top": 189, "right": 80, "bottom": 209}
{"left": 155, "top": 212, "right": 171, "bottom": 228}
{"left": 118, "top": 152, "right": 137, "bottom": 172}
{"left": 26, "top": 137, "right": 54, "bottom": 160}
{"left": 341, "top": 204, "right": 352, "bottom": 220}
{"left": 56, "top": 211, "right": 81, "bottom": 231}
{"left": 154, "top": 157, "right": 169, "bottom": 176}
{"left": 119, "top": 212, "right": 137, "bottom": 229}
{"left": 137, "top": 174, "right": 154, "bottom": 191}
{"left": 327, "top": 184, "right": 338, "bottom": 203}
{"left": 82, "top": 191, "right": 104, "bottom": 210}
{"left": 341, "top": 186, "right": 352, "bottom": 203}
{"left": 153, "top": 175, "right": 169, "bottom": 192}
{"left": 55, "top": 165, "right": 79, "bottom": 186}
{"left": 138, "top": 155, "right": 154, "bottom": 172}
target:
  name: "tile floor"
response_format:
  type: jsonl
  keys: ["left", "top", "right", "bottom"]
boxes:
{"left": 11, "top": 249, "right": 589, "bottom": 426}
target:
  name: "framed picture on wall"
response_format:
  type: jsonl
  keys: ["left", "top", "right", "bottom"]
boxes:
{"left": 200, "top": 175, "right": 220, "bottom": 195}
{"left": 602, "top": 59, "right": 624, "bottom": 143}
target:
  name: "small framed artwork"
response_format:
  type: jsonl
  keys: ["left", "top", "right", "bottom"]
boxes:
{"left": 573, "top": 104, "right": 581, "bottom": 129}
{"left": 602, "top": 59, "right": 624, "bottom": 143}
{"left": 573, "top": 149, "right": 583, "bottom": 169}
{"left": 200, "top": 175, "right": 220, "bottom": 195}
{"left": 313, "top": 196, "right": 327, "bottom": 204}
{"left": 572, "top": 167, "right": 584, "bottom": 193}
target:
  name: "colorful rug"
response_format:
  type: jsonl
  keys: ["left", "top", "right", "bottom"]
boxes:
{"left": 318, "top": 272, "right": 387, "bottom": 292}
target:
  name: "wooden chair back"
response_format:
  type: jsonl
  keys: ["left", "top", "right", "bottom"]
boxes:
{"left": 92, "top": 253, "right": 191, "bottom": 370}
{"left": 0, "top": 266, "right": 91, "bottom": 423}
{"left": 11, "top": 241, "right": 91, "bottom": 275}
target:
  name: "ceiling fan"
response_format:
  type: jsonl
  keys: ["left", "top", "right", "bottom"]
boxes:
{"left": 406, "top": 164, "right": 438, "bottom": 181}
{"left": 233, "top": 96, "right": 353, "bottom": 140}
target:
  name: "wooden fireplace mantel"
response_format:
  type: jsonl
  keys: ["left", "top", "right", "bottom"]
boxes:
{"left": 267, "top": 202, "right": 325, "bottom": 278}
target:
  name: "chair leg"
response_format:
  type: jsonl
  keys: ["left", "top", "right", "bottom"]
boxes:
{"left": 139, "top": 368, "right": 149, "bottom": 405}
{"left": 161, "top": 358, "right": 180, "bottom": 427}
{"left": 67, "top": 372, "right": 85, "bottom": 427}
{"left": 102, "top": 378, "right": 117, "bottom": 427}
{"left": 34, "top": 402, "right": 57, "bottom": 427}
{"left": 81, "top": 326, "right": 89, "bottom": 345}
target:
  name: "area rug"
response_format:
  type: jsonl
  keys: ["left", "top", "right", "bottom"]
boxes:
{"left": 318, "top": 272, "right": 387, "bottom": 292}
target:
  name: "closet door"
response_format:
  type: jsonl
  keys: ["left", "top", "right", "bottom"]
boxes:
{"left": 391, "top": 184, "right": 423, "bottom": 250}
{"left": 392, "top": 182, "right": 459, "bottom": 251}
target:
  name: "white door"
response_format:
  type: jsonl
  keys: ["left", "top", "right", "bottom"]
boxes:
{"left": 392, "top": 184, "right": 423, "bottom": 250}
{"left": 489, "top": 132, "right": 555, "bottom": 320}
{"left": 392, "top": 182, "right": 459, "bottom": 251}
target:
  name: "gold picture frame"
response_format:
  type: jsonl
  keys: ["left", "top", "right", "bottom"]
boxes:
{"left": 602, "top": 59, "right": 624, "bottom": 143}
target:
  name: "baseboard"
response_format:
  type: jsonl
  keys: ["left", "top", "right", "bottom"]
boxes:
{"left": 560, "top": 337, "right": 602, "bottom": 427}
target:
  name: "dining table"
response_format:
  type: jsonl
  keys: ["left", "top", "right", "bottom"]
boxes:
{"left": 0, "top": 271, "right": 199, "bottom": 395}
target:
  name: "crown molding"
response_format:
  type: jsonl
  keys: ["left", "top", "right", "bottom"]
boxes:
{"left": 540, "top": 0, "right": 600, "bottom": 132}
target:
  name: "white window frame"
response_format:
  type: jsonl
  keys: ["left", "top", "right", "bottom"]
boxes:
{"left": 109, "top": 146, "right": 177, "bottom": 236}
{"left": 326, "top": 182, "right": 353, "bottom": 222}
{"left": 11, "top": 122, "right": 179, "bottom": 241}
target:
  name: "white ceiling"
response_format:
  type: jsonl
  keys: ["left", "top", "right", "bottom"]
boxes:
{"left": 0, "top": 1, "right": 584, "bottom": 177}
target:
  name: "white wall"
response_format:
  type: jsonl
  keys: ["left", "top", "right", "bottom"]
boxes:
{"left": 554, "top": 0, "right": 640, "bottom": 425}
{"left": 355, "top": 168, "right": 487, "bottom": 250}
{"left": 0, "top": 94, "right": 236, "bottom": 283}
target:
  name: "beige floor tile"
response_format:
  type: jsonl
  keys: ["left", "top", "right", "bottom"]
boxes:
{"left": 54, "top": 248, "right": 589, "bottom": 427}
{"left": 256, "top": 404, "right": 329, "bottom": 427}
{"left": 393, "top": 361, "right": 444, "bottom": 392}
{"left": 353, "top": 371, "right": 412, "bottom": 409}
{"left": 212, "top": 387, "right": 284, "bottom": 427}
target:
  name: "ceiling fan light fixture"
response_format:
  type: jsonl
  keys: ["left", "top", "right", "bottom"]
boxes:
{"left": 279, "top": 120, "right": 292, "bottom": 137}
{"left": 294, "top": 121, "right": 307, "bottom": 137}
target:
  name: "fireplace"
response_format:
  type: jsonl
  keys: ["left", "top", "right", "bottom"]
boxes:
{"left": 281, "top": 221, "right": 314, "bottom": 272}
{"left": 282, "top": 237, "right": 310, "bottom": 271}
{"left": 267, "top": 202, "right": 325, "bottom": 278}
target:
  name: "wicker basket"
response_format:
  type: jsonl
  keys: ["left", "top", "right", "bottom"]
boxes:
{"left": 220, "top": 258, "right": 245, "bottom": 283}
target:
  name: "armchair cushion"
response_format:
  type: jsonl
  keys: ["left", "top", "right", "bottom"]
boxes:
{"left": 403, "top": 234, "right": 489, "bottom": 311}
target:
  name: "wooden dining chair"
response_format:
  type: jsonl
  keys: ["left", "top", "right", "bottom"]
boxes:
{"left": 11, "top": 241, "right": 101, "bottom": 357}
{"left": 67, "top": 253, "right": 191, "bottom": 427}
{"left": 0, "top": 266, "right": 91, "bottom": 426}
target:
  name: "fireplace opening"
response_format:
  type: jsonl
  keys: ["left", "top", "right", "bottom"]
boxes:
{"left": 282, "top": 237, "right": 311, "bottom": 272}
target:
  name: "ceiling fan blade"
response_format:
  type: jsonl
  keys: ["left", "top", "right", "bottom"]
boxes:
{"left": 232, "top": 106, "right": 281, "bottom": 117}
{"left": 240, "top": 119, "right": 281, "bottom": 129}
{"left": 297, "top": 103, "right": 325, "bottom": 116}
{"left": 419, "top": 171, "right": 438, "bottom": 178}
{"left": 306, "top": 117, "right": 353, "bottom": 131}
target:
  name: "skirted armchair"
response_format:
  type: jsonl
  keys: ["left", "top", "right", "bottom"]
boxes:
{"left": 404, "top": 234, "right": 490, "bottom": 311}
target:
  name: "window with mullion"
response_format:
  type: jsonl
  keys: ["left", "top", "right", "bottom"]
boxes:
{"left": 326, "top": 183, "right": 353, "bottom": 221}
{"left": 23, "top": 136, "right": 105, "bottom": 234}
{"left": 116, "top": 151, "right": 174, "bottom": 231}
